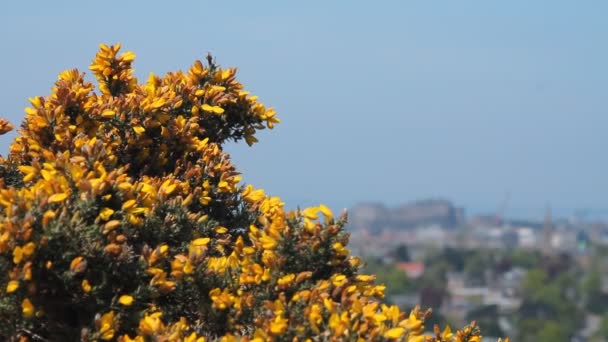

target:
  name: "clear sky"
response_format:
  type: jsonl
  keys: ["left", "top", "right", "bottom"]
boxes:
{"left": 0, "top": 1, "right": 606, "bottom": 219}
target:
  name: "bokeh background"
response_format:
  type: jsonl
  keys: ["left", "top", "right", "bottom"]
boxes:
{"left": 2, "top": 1, "right": 608, "bottom": 340}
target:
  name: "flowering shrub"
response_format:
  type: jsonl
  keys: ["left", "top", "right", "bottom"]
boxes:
{"left": 0, "top": 44, "right": 504, "bottom": 341}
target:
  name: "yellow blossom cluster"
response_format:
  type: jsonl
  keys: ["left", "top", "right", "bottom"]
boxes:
{"left": 0, "top": 44, "right": 501, "bottom": 341}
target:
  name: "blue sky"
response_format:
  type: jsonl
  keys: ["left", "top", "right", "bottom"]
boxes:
{"left": 1, "top": 1, "right": 606, "bottom": 219}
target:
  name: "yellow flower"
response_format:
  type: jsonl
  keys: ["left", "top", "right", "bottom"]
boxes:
{"left": 217, "top": 180, "right": 231, "bottom": 192}
{"left": 120, "top": 51, "right": 136, "bottom": 62}
{"left": 242, "top": 185, "right": 266, "bottom": 204}
{"left": 269, "top": 314, "right": 288, "bottom": 335}
{"left": 121, "top": 335, "right": 145, "bottom": 342}
{"left": 70, "top": 256, "right": 87, "bottom": 273}
{"left": 13, "top": 246, "right": 23, "bottom": 264}
{"left": 22, "top": 298, "right": 34, "bottom": 318}
{"left": 382, "top": 304, "right": 401, "bottom": 325}
{"left": 0, "top": 118, "right": 14, "bottom": 135}
{"left": 42, "top": 209, "right": 56, "bottom": 227}
{"left": 259, "top": 234, "right": 277, "bottom": 250}
{"left": 122, "top": 199, "right": 137, "bottom": 211}
{"left": 331, "top": 274, "right": 348, "bottom": 287}
{"left": 383, "top": 327, "right": 405, "bottom": 339}
{"left": 101, "top": 109, "right": 116, "bottom": 118}
{"left": 185, "top": 333, "right": 206, "bottom": 342}
{"left": 6, "top": 280, "right": 19, "bottom": 293}
{"left": 133, "top": 126, "right": 145, "bottom": 135}
{"left": 99, "top": 207, "right": 114, "bottom": 221}
{"left": 319, "top": 204, "right": 333, "bottom": 222}
{"left": 99, "top": 311, "right": 115, "bottom": 340}
{"left": 328, "top": 312, "right": 348, "bottom": 336}
{"left": 209, "top": 288, "right": 234, "bottom": 310}
{"left": 301, "top": 207, "right": 319, "bottom": 220}
{"left": 18, "top": 165, "right": 37, "bottom": 182}
{"left": 159, "top": 244, "right": 169, "bottom": 254}
{"left": 441, "top": 325, "right": 453, "bottom": 340}
{"left": 356, "top": 274, "right": 375, "bottom": 282}
{"left": 159, "top": 179, "right": 177, "bottom": 196}
{"left": 332, "top": 242, "right": 348, "bottom": 257}
{"left": 304, "top": 218, "right": 316, "bottom": 232}
{"left": 189, "top": 238, "right": 210, "bottom": 257}
{"left": 139, "top": 312, "right": 164, "bottom": 335}
{"left": 48, "top": 192, "right": 69, "bottom": 203}
{"left": 183, "top": 260, "right": 194, "bottom": 274}
{"left": 323, "top": 297, "right": 334, "bottom": 312}
{"left": 82, "top": 279, "right": 92, "bottom": 293}
{"left": 400, "top": 311, "right": 424, "bottom": 335}
{"left": 194, "top": 137, "right": 209, "bottom": 152}
{"left": 277, "top": 273, "right": 295, "bottom": 289}
{"left": 119, "top": 295, "right": 134, "bottom": 306}
{"left": 308, "top": 304, "right": 323, "bottom": 331}
{"left": 201, "top": 104, "right": 224, "bottom": 114}
{"left": 221, "top": 69, "right": 232, "bottom": 80}
{"left": 40, "top": 169, "right": 54, "bottom": 181}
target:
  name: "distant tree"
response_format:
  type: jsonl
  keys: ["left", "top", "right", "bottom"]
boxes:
{"left": 493, "top": 256, "right": 512, "bottom": 274}
{"left": 363, "top": 258, "right": 414, "bottom": 295}
{"left": 416, "top": 261, "right": 449, "bottom": 310}
{"left": 582, "top": 268, "right": 608, "bottom": 314}
{"left": 463, "top": 251, "right": 489, "bottom": 286}
{"left": 535, "top": 321, "right": 570, "bottom": 342}
{"left": 543, "top": 253, "right": 574, "bottom": 279}
{"left": 509, "top": 249, "right": 542, "bottom": 269}
{"left": 517, "top": 268, "right": 583, "bottom": 340}
{"left": 439, "top": 247, "right": 467, "bottom": 271}
{"left": 392, "top": 244, "right": 411, "bottom": 262}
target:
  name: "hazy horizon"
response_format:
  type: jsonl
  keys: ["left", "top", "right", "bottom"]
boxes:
{"left": 1, "top": 1, "right": 606, "bottom": 219}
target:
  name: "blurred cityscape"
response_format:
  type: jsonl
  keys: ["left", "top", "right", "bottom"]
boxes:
{"left": 347, "top": 199, "right": 608, "bottom": 341}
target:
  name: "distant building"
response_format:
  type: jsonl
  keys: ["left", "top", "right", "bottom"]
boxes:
{"left": 390, "top": 199, "right": 465, "bottom": 229}
{"left": 542, "top": 207, "right": 554, "bottom": 256}
{"left": 501, "top": 230, "right": 519, "bottom": 249}
{"left": 348, "top": 199, "right": 465, "bottom": 233}
{"left": 576, "top": 230, "right": 590, "bottom": 252}
{"left": 516, "top": 227, "right": 537, "bottom": 248}
{"left": 396, "top": 262, "right": 425, "bottom": 278}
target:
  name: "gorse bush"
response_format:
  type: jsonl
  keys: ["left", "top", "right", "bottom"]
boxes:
{"left": 0, "top": 44, "right": 500, "bottom": 341}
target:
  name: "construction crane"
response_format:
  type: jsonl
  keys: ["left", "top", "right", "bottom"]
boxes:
{"left": 495, "top": 191, "right": 510, "bottom": 226}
